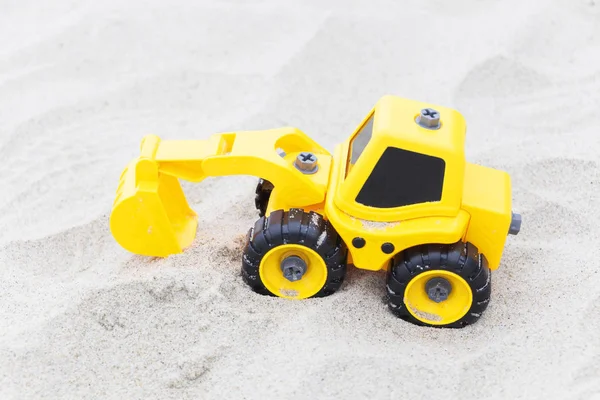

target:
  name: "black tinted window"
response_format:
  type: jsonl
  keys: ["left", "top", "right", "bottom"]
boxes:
{"left": 356, "top": 147, "right": 445, "bottom": 208}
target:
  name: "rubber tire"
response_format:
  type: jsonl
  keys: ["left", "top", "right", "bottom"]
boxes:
{"left": 254, "top": 178, "right": 273, "bottom": 217}
{"left": 242, "top": 208, "right": 347, "bottom": 298}
{"left": 386, "top": 242, "right": 491, "bottom": 328}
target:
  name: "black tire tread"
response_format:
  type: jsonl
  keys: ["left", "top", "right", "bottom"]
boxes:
{"left": 254, "top": 178, "right": 273, "bottom": 217}
{"left": 386, "top": 242, "right": 491, "bottom": 328}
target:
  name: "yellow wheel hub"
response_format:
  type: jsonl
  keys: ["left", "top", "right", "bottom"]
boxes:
{"left": 404, "top": 270, "right": 473, "bottom": 326}
{"left": 259, "top": 244, "right": 327, "bottom": 299}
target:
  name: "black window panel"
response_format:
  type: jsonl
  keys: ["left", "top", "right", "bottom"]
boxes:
{"left": 356, "top": 147, "right": 445, "bottom": 208}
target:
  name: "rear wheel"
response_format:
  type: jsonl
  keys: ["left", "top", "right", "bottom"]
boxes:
{"left": 254, "top": 178, "right": 273, "bottom": 217}
{"left": 242, "top": 208, "right": 347, "bottom": 299}
{"left": 386, "top": 242, "right": 491, "bottom": 328}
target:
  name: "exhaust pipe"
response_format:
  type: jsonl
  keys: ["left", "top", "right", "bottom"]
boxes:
{"left": 509, "top": 212, "right": 522, "bottom": 235}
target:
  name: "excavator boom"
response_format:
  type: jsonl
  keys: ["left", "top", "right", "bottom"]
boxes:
{"left": 110, "top": 127, "right": 332, "bottom": 257}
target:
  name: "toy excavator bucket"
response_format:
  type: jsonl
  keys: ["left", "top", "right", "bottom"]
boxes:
{"left": 109, "top": 156, "right": 197, "bottom": 257}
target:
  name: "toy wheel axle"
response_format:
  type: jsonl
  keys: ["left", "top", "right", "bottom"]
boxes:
{"left": 281, "top": 255, "right": 307, "bottom": 282}
{"left": 425, "top": 277, "right": 452, "bottom": 303}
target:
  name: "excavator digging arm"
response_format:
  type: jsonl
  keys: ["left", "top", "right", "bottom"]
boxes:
{"left": 110, "top": 127, "right": 332, "bottom": 257}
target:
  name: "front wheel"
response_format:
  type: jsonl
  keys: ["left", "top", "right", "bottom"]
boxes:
{"left": 242, "top": 209, "right": 347, "bottom": 299}
{"left": 386, "top": 242, "right": 491, "bottom": 328}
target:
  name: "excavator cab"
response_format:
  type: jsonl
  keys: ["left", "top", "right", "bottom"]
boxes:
{"left": 334, "top": 96, "right": 466, "bottom": 223}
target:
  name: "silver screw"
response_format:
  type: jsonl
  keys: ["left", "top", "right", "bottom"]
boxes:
{"left": 425, "top": 277, "right": 452, "bottom": 303}
{"left": 281, "top": 256, "right": 307, "bottom": 282}
{"left": 416, "top": 108, "right": 441, "bottom": 130}
{"left": 294, "top": 152, "right": 319, "bottom": 174}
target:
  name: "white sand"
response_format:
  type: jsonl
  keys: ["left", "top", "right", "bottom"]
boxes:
{"left": 1, "top": 0, "right": 600, "bottom": 398}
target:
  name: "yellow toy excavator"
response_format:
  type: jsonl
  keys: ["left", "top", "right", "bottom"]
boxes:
{"left": 110, "top": 95, "right": 521, "bottom": 328}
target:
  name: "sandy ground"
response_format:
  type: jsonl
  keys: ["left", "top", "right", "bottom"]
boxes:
{"left": 1, "top": 0, "right": 600, "bottom": 398}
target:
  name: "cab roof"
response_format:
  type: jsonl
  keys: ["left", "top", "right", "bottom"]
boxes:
{"left": 371, "top": 95, "right": 466, "bottom": 159}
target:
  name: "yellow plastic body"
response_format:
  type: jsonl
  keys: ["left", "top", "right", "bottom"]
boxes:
{"left": 110, "top": 95, "right": 514, "bottom": 271}
{"left": 322, "top": 96, "right": 512, "bottom": 271}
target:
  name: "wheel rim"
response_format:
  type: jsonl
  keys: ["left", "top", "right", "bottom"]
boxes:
{"left": 404, "top": 270, "right": 473, "bottom": 325}
{"left": 259, "top": 244, "right": 327, "bottom": 299}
